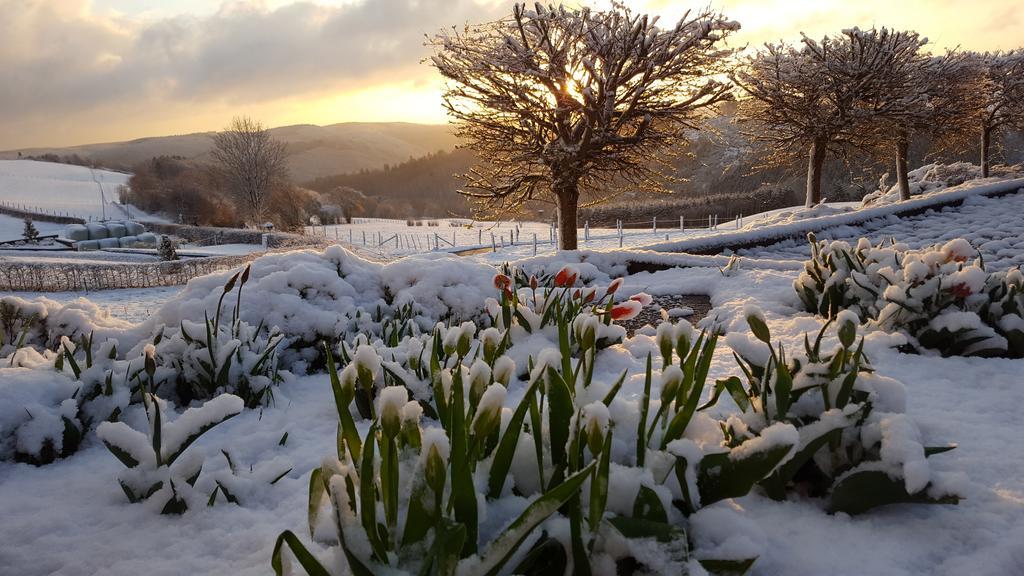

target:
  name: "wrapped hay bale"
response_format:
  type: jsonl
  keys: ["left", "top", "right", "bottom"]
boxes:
{"left": 117, "top": 236, "right": 138, "bottom": 248}
{"left": 97, "top": 237, "right": 120, "bottom": 249}
{"left": 64, "top": 224, "right": 89, "bottom": 242}
{"left": 124, "top": 221, "right": 145, "bottom": 236}
{"left": 136, "top": 232, "right": 158, "bottom": 246}
{"left": 85, "top": 222, "right": 109, "bottom": 240}
{"left": 77, "top": 240, "right": 100, "bottom": 251}
{"left": 106, "top": 222, "right": 127, "bottom": 238}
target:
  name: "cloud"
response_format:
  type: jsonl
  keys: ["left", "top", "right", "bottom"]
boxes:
{"left": 1, "top": 0, "right": 1021, "bottom": 149}
{"left": 0, "top": 0, "right": 501, "bottom": 148}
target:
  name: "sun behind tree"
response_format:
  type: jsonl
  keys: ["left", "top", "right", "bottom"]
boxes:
{"left": 429, "top": 2, "right": 739, "bottom": 250}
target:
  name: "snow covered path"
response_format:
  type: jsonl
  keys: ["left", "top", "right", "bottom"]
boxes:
{"left": 739, "top": 191, "right": 1024, "bottom": 271}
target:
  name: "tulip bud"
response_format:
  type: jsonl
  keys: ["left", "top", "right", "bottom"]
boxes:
{"left": 472, "top": 384, "right": 506, "bottom": 438}
{"left": 492, "top": 356, "right": 516, "bottom": 386}
{"left": 422, "top": 430, "right": 449, "bottom": 495}
{"left": 480, "top": 327, "right": 502, "bottom": 362}
{"left": 442, "top": 327, "right": 459, "bottom": 356}
{"left": 656, "top": 322, "right": 674, "bottom": 366}
{"left": 378, "top": 386, "right": 407, "bottom": 439}
{"left": 581, "top": 402, "right": 609, "bottom": 457}
{"left": 353, "top": 345, "right": 380, "bottom": 391}
{"left": 674, "top": 321, "right": 694, "bottom": 359}
{"left": 457, "top": 322, "right": 476, "bottom": 358}
{"left": 529, "top": 275, "right": 538, "bottom": 290}
{"left": 468, "top": 359, "right": 492, "bottom": 407}
{"left": 143, "top": 343, "right": 157, "bottom": 379}
{"left": 339, "top": 364, "right": 358, "bottom": 401}
{"left": 660, "top": 365, "right": 684, "bottom": 404}
{"left": 401, "top": 401, "right": 422, "bottom": 450}
{"left": 836, "top": 310, "right": 858, "bottom": 349}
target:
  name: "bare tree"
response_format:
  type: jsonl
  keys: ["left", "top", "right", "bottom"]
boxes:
{"left": 429, "top": 2, "right": 738, "bottom": 249}
{"left": 962, "top": 50, "right": 1024, "bottom": 177}
{"left": 210, "top": 116, "right": 289, "bottom": 225}
{"left": 734, "top": 28, "right": 925, "bottom": 207}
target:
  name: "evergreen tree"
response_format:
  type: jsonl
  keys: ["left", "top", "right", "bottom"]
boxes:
{"left": 22, "top": 218, "right": 39, "bottom": 243}
{"left": 158, "top": 235, "right": 179, "bottom": 261}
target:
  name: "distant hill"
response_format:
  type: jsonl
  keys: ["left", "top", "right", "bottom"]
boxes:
{"left": 1, "top": 122, "right": 460, "bottom": 181}
{"left": 306, "top": 148, "right": 477, "bottom": 218}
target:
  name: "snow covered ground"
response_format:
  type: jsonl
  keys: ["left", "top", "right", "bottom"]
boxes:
{"left": 0, "top": 160, "right": 155, "bottom": 222}
{"left": 0, "top": 214, "right": 66, "bottom": 241}
{"left": 1, "top": 252, "right": 1020, "bottom": 575}
{"left": 307, "top": 216, "right": 748, "bottom": 262}
{"left": 2, "top": 286, "right": 183, "bottom": 323}
{"left": 2, "top": 172, "right": 1023, "bottom": 576}
{"left": 738, "top": 191, "right": 1024, "bottom": 271}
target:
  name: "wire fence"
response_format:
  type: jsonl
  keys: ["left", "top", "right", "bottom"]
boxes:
{"left": 0, "top": 201, "right": 85, "bottom": 225}
{"left": 308, "top": 213, "right": 749, "bottom": 257}
{"left": 0, "top": 253, "right": 261, "bottom": 292}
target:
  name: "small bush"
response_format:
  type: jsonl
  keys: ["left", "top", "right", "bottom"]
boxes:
{"left": 158, "top": 235, "right": 178, "bottom": 261}
{"left": 795, "top": 233, "right": 1024, "bottom": 357}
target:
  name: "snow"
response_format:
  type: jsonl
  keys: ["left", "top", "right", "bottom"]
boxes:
{"left": 0, "top": 160, "right": 156, "bottom": 221}
{"left": 0, "top": 214, "right": 65, "bottom": 241}
{"left": 2, "top": 172, "right": 1024, "bottom": 575}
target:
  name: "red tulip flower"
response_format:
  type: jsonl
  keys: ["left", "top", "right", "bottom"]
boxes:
{"left": 554, "top": 266, "right": 578, "bottom": 288}
{"left": 611, "top": 300, "right": 643, "bottom": 321}
{"left": 606, "top": 278, "right": 624, "bottom": 295}
{"left": 493, "top": 274, "right": 512, "bottom": 291}
{"left": 629, "top": 292, "right": 653, "bottom": 306}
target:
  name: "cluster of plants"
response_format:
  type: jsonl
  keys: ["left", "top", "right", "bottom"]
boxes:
{"left": 272, "top": 266, "right": 959, "bottom": 575}
{"left": 0, "top": 266, "right": 285, "bottom": 466}
{"left": 724, "top": 309, "right": 958, "bottom": 513}
{"left": 796, "top": 233, "right": 1024, "bottom": 357}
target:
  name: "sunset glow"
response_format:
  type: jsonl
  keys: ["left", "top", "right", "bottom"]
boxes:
{"left": 0, "top": 0, "right": 1021, "bottom": 149}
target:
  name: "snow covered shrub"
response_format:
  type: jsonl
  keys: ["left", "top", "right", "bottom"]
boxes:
{"left": 0, "top": 295, "right": 131, "bottom": 358}
{"left": 208, "top": 449, "right": 293, "bottom": 506}
{"left": 152, "top": 266, "right": 286, "bottom": 407}
{"left": 155, "top": 246, "right": 497, "bottom": 368}
{"left": 0, "top": 367, "right": 83, "bottom": 465}
{"left": 96, "top": 363, "right": 243, "bottom": 515}
{"left": 723, "top": 308, "right": 960, "bottom": 514}
{"left": 796, "top": 234, "right": 1024, "bottom": 357}
{"left": 861, "top": 162, "right": 1024, "bottom": 206}
{"left": 158, "top": 235, "right": 178, "bottom": 261}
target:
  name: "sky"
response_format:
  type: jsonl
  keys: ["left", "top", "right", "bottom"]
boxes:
{"left": 1, "top": 0, "right": 1021, "bottom": 150}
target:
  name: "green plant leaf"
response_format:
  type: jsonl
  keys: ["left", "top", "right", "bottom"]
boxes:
{"left": 271, "top": 530, "right": 333, "bottom": 576}
{"left": 588, "top": 428, "right": 613, "bottom": 531}
{"left": 475, "top": 461, "right": 597, "bottom": 576}
{"left": 487, "top": 377, "right": 541, "bottom": 499}
{"left": 760, "top": 427, "right": 844, "bottom": 500}
{"left": 546, "top": 366, "right": 573, "bottom": 474}
{"left": 829, "top": 469, "right": 960, "bottom": 515}
{"left": 699, "top": 557, "right": 758, "bottom": 576}
{"left": 511, "top": 534, "right": 567, "bottom": 576}
{"left": 632, "top": 485, "right": 668, "bottom": 523}
{"left": 698, "top": 442, "right": 794, "bottom": 506}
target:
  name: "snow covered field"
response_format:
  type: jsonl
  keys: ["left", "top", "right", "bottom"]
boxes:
{"left": 0, "top": 160, "right": 154, "bottom": 221}
{"left": 1, "top": 173, "right": 1023, "bottom": 576}
{"left": 307, "top": 215, "right": 746, "bottom": 262}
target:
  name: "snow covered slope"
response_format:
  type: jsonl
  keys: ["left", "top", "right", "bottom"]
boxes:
{"left": 0, "top": 160, "right": 147, "bottom": 221}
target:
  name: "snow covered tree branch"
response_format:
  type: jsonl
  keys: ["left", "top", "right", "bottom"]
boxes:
{"left": 734, "top": 28, "right": 947, "bottom": 207}
{"left": 429, "top": 2, "right": 738, "bottom": 249}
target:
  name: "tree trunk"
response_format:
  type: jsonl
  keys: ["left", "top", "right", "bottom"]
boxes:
{"left": 980, "top": 127, "right": 992, "bottom": 178}
{"left": 895, "top": 136, "right": 911, "bottom": 202}
{"left": 554, "top": 181, "right": 579, "bottom": 251}
{"left": 806, "top": 137, "right": 827, "bottom": 208}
